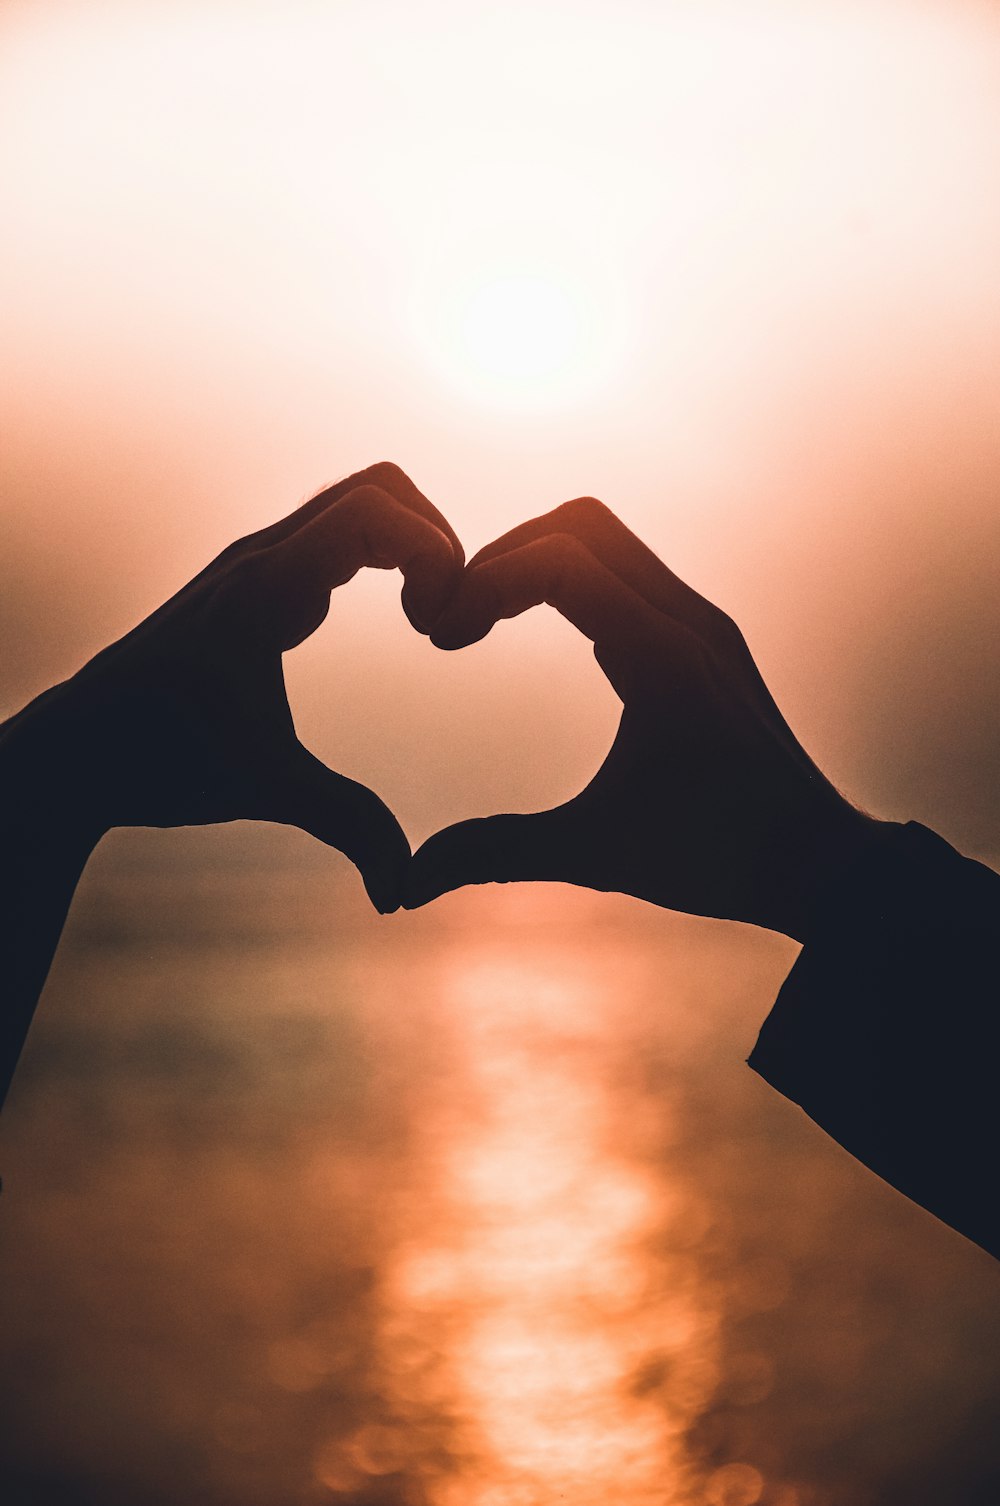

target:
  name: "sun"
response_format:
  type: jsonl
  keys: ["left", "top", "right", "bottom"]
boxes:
{"left": 459, "top": 274, "right": 582, "bottom": 386}
{"left": 413, "top": 263, "right": 623, "bottom": 412}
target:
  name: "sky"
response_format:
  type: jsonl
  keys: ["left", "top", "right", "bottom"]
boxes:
{"left": 1, "top": 2, "right": 1000, "bottom": 1504}
{"left": 2, "top": 0, "right": 1000, "bottom": 852}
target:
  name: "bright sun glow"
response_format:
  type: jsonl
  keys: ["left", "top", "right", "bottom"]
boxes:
{"left": 460, "top": 275, "right": 583, "bottom": 387}
{"left": 2, "top": 1, "right": 998, "bottom": 442}
{"left": 413, "top": 255, "right": 626, "bottom": 412}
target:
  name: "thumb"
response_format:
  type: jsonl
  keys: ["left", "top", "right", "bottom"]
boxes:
{"left": 402, "top": 808, "right": 575, "bottom": 909}
{"left": 274, "top": 748, "right": 411, "bottom": 914}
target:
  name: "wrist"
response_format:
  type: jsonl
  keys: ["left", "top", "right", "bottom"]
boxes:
{"left": 767, "top": 797, "right": 891, "bottom": 945}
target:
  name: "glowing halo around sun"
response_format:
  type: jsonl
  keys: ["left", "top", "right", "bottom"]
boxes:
{"left": 412, "top": 262, "right": 628, "bottom": 413}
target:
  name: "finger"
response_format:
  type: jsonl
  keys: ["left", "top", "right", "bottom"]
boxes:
{"left": 264, "top": 485, "right": 462, "bottom": 648}
{"left": 253, "top": 461, "right": 465, "bottom": 570}
{"left": 274, "top": 747, "right": 411, "bottom": 914}
{"left": 468, "top": 497, "right": 726, "bottom": 641}
{"left": 402, "top": 809, "right": 576, "bottom": 908}
{"left": 429, "top": 533, "right": 668, "bottom": 693}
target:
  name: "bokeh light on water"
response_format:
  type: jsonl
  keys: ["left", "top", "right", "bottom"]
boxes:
{"left": 1, "top": 828, "right": 998, "bottom": 1505}
{"left": 365, "top": 945, "right": 719, "bottom": 1505}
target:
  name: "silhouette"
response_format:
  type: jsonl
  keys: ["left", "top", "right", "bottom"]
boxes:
{"left": 404, "top": 497, "right": 999, "bottom": 1262}
{"left": 405, "top": 497, "right": 878, "bottom": 939}
{"left": 2, "top": 469, "right": 996, "bottom": 1261}
{"left": 0, "top": 462, "right": 464, "bottom": 1109}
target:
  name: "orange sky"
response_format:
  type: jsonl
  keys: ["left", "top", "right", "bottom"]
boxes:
{"left": 2, "top": 0, "right": 1000, "bottom": 853}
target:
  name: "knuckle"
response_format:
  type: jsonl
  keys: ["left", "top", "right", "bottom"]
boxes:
{"left": 337, "top": 483, "right": 395, "bottom": 524}
{"left": 211, "top": 534, "right": 258, "bottom": 569}
{"left": 225, "top": 548, "right": 271, "bottom": 592}
{"left": 545, "top": 530, "right": 581, "bottom": 561}
{"left": 559, "top": 495, "right": 609, "bottom": 528}
{"left": 361, "top": 459, "right": 407, "bottom": 491}
{"left": 544, "top": 530, "right": 589, "bottom": 584}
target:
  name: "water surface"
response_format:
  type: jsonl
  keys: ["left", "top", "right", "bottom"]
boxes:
{"left": 2, "top": 830, "right": 998, "bottom": 1506}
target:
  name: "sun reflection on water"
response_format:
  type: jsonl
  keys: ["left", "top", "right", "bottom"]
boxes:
{"left": 319, "top": 946, "right": 727, "bottom": 1506}
{"left": 4, "top": 870, "right": 997, "bottom": 1505}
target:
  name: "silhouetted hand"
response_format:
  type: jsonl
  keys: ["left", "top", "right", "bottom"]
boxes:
{"left": 3, "top": 462, "right": 463, "bottom": 913}
{"left": 405, "top": 498, "right": 881, "bottom": 940}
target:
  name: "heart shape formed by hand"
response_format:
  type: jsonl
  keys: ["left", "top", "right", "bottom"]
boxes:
{"left": 395, "top": 490, "right": 874, "bottom": 945}
{"left": 266, "top": 465, "right": 869, "bottom": 943}
{"left": 47, "top": 459, "right": 871, "bottom": 943}
{"left": 288, "top": 563, "right": 620, "bottom": 872}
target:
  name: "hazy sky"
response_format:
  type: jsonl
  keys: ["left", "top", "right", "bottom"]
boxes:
{"left": 2, "top": 0, "right": 1000, "bottom": 855}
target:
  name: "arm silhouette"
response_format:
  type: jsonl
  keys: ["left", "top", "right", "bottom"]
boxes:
{"left": 0, "top": 462, "right": 463, "bottom": 1110}
{"left": 405, "top": 498, "right": 999, "bottom": 1261}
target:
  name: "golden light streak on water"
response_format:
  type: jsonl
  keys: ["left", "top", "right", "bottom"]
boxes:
{"left": 1, "top": 864, "right": 997, "bottom": 1504}
{"left": 305, "top": 939, "right": 734, "bottom": 1505}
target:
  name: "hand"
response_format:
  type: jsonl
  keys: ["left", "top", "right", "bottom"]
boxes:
{"left": 404, "top": 497, "right": 881, "bottom": 940}
{"left": 2, "top": 462, "right": 463, "bottom": 913}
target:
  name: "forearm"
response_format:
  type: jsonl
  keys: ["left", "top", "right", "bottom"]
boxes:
{"left": 0, "top": 706, "right": 106, "bottom": 1109}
